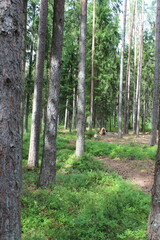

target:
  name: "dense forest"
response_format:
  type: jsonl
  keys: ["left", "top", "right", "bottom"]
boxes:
{"left": 1, "top": 0, "right": 160, "bottom": 239}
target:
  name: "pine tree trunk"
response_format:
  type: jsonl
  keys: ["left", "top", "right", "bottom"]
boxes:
{"left": 133, "top": 3, "right": 138, "bottom": 133}
{"left": 148, "top": 107, "right": 160, "bottom": 240}
{"left": 150, "top": 0, "right": 160, "bottom": 146}
{"left": 71, "top": 87, "right": 76, "bottom": 130}
{"left": 38, "top": 0, "right": 65, "bottom": 187}
{"left": 64, "top": 98, "right": 69, "bottom": 129}
{"left": 135, "top": 0, "right": 144, "bottom": 137}
{"left": 24, "top": 41, "right": 34, "bottom": 133}
{"left": 0, "top": 0, "right": 23, "bottom": 239}
{"left": 28, "top": 0, "right": 48, "bottom": 168}
{"left": 21, "top": 0, "right": 28, "bottom": 139}
{"left": 118, "top": 0, "right": 127, "bottom": 138}
{"left": 124, "top": 0, "right": 136, "bottom": 134}
{"left": 89, "top": 0, "right": 96, "bottom": 131}
{"left": 76, "top": 0, "right": 87, "bottom": 156}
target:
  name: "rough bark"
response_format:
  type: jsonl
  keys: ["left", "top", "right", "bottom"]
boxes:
{"left": 28, "top": 0, "right": 48, "bottom": 168}
{"left": 118, "top": 0, "right": 127, "bottom": 138}
{"left": 89, "top": 0, "right": 96, "bottom": 131}
{"left": 76, "top": 0, "right": 87, "bottom": 156}
{"left": 148, "top": 104, "right": 160, "bottom": 239}
{"left": 0, "top": 0, "right": 23, "bottom": 239}
{"left": 38, "top": 0, "right": 65, "bottom": 186}
{"left": 150, "top": 0, "right": 160, "bottom": 146}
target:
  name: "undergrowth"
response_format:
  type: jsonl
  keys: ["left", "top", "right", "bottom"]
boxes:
{"left": 22, "top": 130, "right": 151, "bottom": 240}
{"left": 86, "top": 141, "right": 157, "bottom": 160}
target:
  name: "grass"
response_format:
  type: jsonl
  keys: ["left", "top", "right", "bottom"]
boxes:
{"left": 21, "top": 130, "right": 153, "bottom": 240}
{"left": 86, "top": 140, "right": 157, "bottom": 160}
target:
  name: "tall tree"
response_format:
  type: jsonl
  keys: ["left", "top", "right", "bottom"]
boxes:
{"left": 135, "top": 0, "right": 144, "bottom": 136}
{"left": 28, "top": 0, "right": 48, "bottom": 168}
{"left": 150, "top": 0, "right": 160, "bottom": 146}
{"left": 0, "top": 0, "right": 23, "bottom": 239}
{"left": 118, "top": 0, "right": 127, "bottom": 138}
{"left": 89, "top": 0, "right": 96, "bottom": 130}
{"left": 123, "top": 0, "right": 136, "bottom": 134}
{"left": 38, "top": 0, "right": 65, "bottom": 186}
{"left": 148, "top": 1, "right": 160, "bottom": 236}
{"left": 76, "top": 0, "right": 88, "bottom": 156}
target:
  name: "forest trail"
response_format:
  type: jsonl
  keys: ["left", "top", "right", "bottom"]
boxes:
{"left": 97, "top": 156, "right": 154, "bottom": 194}
{"left": 96, "top": 132, "right": 155, "bottom": 194}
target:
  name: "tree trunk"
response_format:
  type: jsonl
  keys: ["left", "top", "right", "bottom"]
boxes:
{"left": 135, "top": 0, "right": 144, "bottom": 137}
{"left": 133, "top": 1, "right": 138, "bottom": 133}
{"left": 89, "top": 0, "right": 96, "bottom": 131}
{"left": 76, "top": 0, "right": 87, "bottom": 156}
{"left": 21, "top": 0, "right": 28, "bottom": 139}
{"left": 64, "top": 98, "right": 69, "bottom": 129}
{"left": 118, "top": 0, "right": 127, "bottom": 138}
{"left": 71, "top": 87, "right": 76, "bottom": 130}
{"left": 150, "top": 0, "right": 160, "bottom": 146}
{"left": 0, "top": 0, "right": 23, "bottom": 239}
{"left": 24, "top": 41, "right": 34, "bottom": 133}
{"left": 38, "top": 0, "right": 65, "bottom": 187}
{"left": 28, "top": 0, "right": 48, "bottom": 168}
{"left": 148, "top": 107, "right": 160, "bottom": 239}
{"left": 123, "top": 0, "right": 136, "bottom": 134}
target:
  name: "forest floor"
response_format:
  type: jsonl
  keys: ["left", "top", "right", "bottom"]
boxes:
{"left": 94, "top": 132, "right": 155, "bottom": 194}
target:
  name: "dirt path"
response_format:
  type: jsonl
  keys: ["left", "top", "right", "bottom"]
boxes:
{"left": 97, "top": 156, "right": 154, "bottom": 194}
{"left": 95, "top": 132, "right": 155, "bottom": 194}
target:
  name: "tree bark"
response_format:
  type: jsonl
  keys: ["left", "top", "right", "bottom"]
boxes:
{"left": 135, "top": 0, "right": 144, "bottom": 137}
{"left": 118, "top": 0, "right": 127, "bottom": 138}
{"left": 89, "top": 0, "right": 96, "bottom": 131}
{"left": 76, "top": 0, "right": 87, "bottom": 156}
{"left": 148, "top": 104, "right": 160, "bottom": 239}
{"left": 0, "top": 0, "right": 23, "bottom": 239}
{"left": 28, "top": 0, "right": 48, "bottom": 168}
{"left": 71, "top": 87, "right": 76, "bottom": 130}
{"left": 150, "top": 0, "right": 160, "bottom": 146}
{"left": 123, "top": 0, "right": 136, "bottom": 134}
{"left": 38, "top": 0, "right": 65, "bottom": 187}
{"left": 64, "top": 98, "right": 69, "bottom": 129}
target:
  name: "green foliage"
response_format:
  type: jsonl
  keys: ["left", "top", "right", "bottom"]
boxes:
{"left": 22, "top": 133, "right": 151, "bottom": 240}
{"left": 85, "top": 130, "right": 97, "bottom": 139}
{"left": 86, "top": 141, "right": 157, "bottom": 160}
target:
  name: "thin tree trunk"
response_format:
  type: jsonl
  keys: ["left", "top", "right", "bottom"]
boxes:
{"left": 38, "top": 0, "right": 65, "bottom": 186}
{"left": 135, "top": 0, "right": 144, "bottom": 137}
{"left": 24, "top": 41, "right": 34, "bottom": 133}
{"left": 76, "top": 0, "right": 87, "bottom": 156}
{"left": 150, "top": 0, "right": 160, "bottom": 146}
{"left": 25, "top": 92, "right": 30, "bottom": 133}
{"left": 118, "top": 0, "right": 127, "bottom": 138}
{"left": 89, "top": 0, "right": 96, "bottom": 131}
{"left": 71, "top": 87, "right": 76, "bottom": 130}
{"left": 133, "top": 1, "right": 138, "bottom": 133}
{"left": 0, "top": 0, "right": 23, "bottom": 239}
{"left": 124, "top": 0, "right": 136, "bottom": 134}
{"left": 28, "top": 0, "right": 48, "bottom": 168}
{"left": 21, "top": 0, "right": 28, "bottom": 139}
{"left": 64, "top": 98, "right": 69, "bottom": 129}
